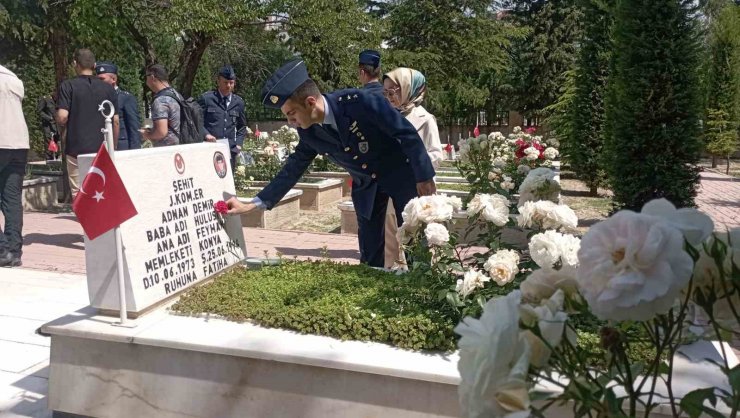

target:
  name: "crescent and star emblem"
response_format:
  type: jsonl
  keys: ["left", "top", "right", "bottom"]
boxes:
{"left": 79, "top": 166, "right": 107, "bottom": 203}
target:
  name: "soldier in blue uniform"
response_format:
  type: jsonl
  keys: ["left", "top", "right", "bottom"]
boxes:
{"left": 358, "top": 49, "right": 383, "bottom": 96}
{"left": 198, "top": 65, "right": 248, "bottom": 169}
{"left": 95, "top": 62, "right": 142, "bottom": 150}
{"left": 226, "top": 59, "right": 436, "bottom": 267}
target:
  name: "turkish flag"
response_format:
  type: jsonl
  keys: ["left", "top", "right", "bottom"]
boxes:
{"left": 48, "top": 140, "right": 58, "bottom": 153}
{"left": 72, "top": 143, "right": 138, "bottom": 240}
{"left": 473, "top": 124, "right": 480, "bottom": 137}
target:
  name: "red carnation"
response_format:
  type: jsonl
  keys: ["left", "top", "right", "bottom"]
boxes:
{"left": 214, "top": 200, "right": 229, "bottom": 214}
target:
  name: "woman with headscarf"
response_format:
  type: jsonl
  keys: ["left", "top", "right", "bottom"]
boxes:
{"left": 381, "top": 68, "right": 444, "bottom": 269}
{"left": 383, "top": 68, "right": 444, "bottom": 168}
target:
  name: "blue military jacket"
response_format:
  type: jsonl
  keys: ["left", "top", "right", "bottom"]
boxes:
{"left": 117, "top": 89, "right": 141, "bottom": 149}
{"left": 363, "top": 81, "right": 384, "bottom": 97}
{"left": 257, "top": 89, "right": 435, "bottom": 220}
{"left": 198, "top": 90, "right": 248, "bottom": 152}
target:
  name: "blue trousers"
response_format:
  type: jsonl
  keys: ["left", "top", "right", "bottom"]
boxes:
{"left": 0, "top": 149, "right": 27, "bottom": 257}
{"left": 356, "top": 186, "right": 416, "bottom": 268}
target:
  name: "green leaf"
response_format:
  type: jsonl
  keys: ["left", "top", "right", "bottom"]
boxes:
{"left": 727, "top": 364, "right": 740, "bottom": 393}
{"left": 680, "top": 388, "right": 723, "bottom": 418}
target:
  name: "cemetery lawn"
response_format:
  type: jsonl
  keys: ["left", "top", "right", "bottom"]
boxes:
{"left": 559, "top": 170, "right": 613, "bottom": 234}
{"left": 172, "top": 261, "right": 658, "bottom": 364}
{"left": 437, "top": 182, "right": 471, "bottom": 192}
{"left": 172, "top": 261, "right": 458, "bottom": 351}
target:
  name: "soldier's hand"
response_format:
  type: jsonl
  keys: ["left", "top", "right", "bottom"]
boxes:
{"left": 205, "top": 134, "right": 217, "bottom": 143}
{"left": 226, "top": 197, "right": 256, "bottom": 215}
{"left": 416, "top": 179, "right": 436, "bottom": 196}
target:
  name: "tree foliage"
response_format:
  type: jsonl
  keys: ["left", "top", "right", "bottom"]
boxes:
{"left": 604, "top": 0, "right": 703, "bottom": 210}
{"left": 703, "top": 2, "right": 740, "bottom": 172}
{"left": 503, "top": 0, "right": 583, "bottom": 118}
{"left": 384, "top": 0, "right": 526, "bottom": 124}
{"left": 566, "top": 0, "right": 612, "bottom": 194}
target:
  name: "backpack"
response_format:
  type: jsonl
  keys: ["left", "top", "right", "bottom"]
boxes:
{"left": 160, "top": 88, "right": 204, "bottom": 144}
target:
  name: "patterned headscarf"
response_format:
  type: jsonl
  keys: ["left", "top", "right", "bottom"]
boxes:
{"left": 384, "top": 67, "right": 427, "bottom": 115}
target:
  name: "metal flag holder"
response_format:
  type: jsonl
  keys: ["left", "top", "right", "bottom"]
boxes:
{"left": 99, "top": 100, "right": 136, "bottom": 328}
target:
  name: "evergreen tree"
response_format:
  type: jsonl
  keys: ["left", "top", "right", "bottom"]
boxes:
{"left": 604, "top": 0, "right": 703, "bottom": 210}
{"left": 386, "top": 0, "right": 526, "bottom": 123}
{"left": 567, "top": 0, "right": 612, "bottom": 195}
{"left": 704, "top": 2, "right": 740, "bottom": 174}
{"left": 504, "top": 0, "right": 583, "bottom": 118}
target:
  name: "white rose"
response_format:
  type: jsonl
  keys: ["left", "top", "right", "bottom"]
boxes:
{"left": 501, "top": 175, "right": 515, "bottom": 191}
{"left": 401, "top": 198, "right": 423, "bottom": 230}
{"left": 416, "top": 195, "right": 455, "bottom": 224}
{"left": 518, "top": 167, "right": 560, "bottom": 205}
{"left": 493, "top": 157, "right": 506, "bottom": 168}
{"left": 456, "top": 268, "right": 490, "bottom": 297}
{"left": 289, "top": 140, "right": 299, "bottom": 149}
{"left": 445, "top": 195, "right": 463, "bottom": 211}
{"left": 519, "top": 289, "right": 569, "bottom": 368}
{"left": 248, "top": 176, "right": 254, "bottom": 181}
{"left": 547, "top": 204, "right": 578, "bottom": 232}
{"left": 576, "top": 211, "right": 694, "bottom": 321}
{"left": 641, "top": 198, "right": 714, "bottom": 245}
{"left": 263, "top": 146, "right": 275, "bottom": 156}
{"left": 483, "top": 249, "right": 520, "bottom": 285}
{"left": 236, "top": 165, "right": 246, "bottom": 176}
{"left": 517, "top": 165, "right": 531, "bottom": 175}
{"left": 455, "top": 291, "right": 531, "bottom": 418}
{"left": 488, "top": 171, "right": 498, "bottom": 181}
{"left": 543, "top": 147, "right": 559, "bottom": 160}
{"left": 424, "top": 222, "right": 450, "bottom": 246}
{"left": 517, "top": 201, "right": 578, "bottom": 232}
{"left": 513, "top": 126, "right": 522, "bottom": 134}
{"left": 520, "top": 265, "right": 580, "bottom": 305}
{"left": 259, "top": 132, "right": 269, "bottom": 140}
{"left": 524, "top": 146, "right": 539, "bottom": 157}
{"left": 548, "top": 138, "right": 560, "bottom": 148}
{"left": 529, "top": 230, "right": 565, "bottom": 269}
{"left": 467, "top": 194, "right": 510, "bottom": 226}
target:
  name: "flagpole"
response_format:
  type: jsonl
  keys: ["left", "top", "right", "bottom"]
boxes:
{"left": 99, "top": 100, "right": 129, "bottom": 326}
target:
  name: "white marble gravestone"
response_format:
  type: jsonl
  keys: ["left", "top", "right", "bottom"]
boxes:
{"left": 77, "top": 142, "right": 247, "bottom": 315}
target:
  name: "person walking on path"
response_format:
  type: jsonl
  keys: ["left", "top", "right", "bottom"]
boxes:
{"left": 56, "top": 48, "right": 119, "bottom": 197}
{"left": 0, "top": 64, "right": 30, "bottom": 267}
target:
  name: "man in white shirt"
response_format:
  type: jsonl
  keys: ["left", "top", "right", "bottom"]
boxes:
{"left": 0, "top": 64, "right": 30, "bottom": 267}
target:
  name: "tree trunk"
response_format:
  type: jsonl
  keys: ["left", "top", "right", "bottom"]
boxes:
{"left": 47, "top": 4, "right": 72, "bottom": 202}
{"left": 712, "top": 155, "right": 717, "bottom": 168}
{"left": 727, "top": 155, "right": 731, "bottom": 175}
{"left": 589, "top": 184, "right": 599, "bottom": 196}
{"left": 172, "top": 31, "right": 213, "bottom": 98}
{"left": 115, "top": 1, "right": 157, "bottom": 116}
{"left": 47, "top": 14, "right": 69, "bottom": 93}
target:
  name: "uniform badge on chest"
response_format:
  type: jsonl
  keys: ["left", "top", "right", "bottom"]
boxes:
{"left": 358, "top": 141, "right": 369, "bottom": 153}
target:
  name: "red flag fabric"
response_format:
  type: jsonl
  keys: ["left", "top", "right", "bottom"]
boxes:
{"left": 473, "top": 124, "right": 480, "bottom": 137}
{"left": 47, "top": 140, "right": 58, "bottom": 153}
{"left": 72, "top": 143, "right": 138, "bottom": 240}
{"left": 254, "top": 126, "right": 261, "bottom": 139}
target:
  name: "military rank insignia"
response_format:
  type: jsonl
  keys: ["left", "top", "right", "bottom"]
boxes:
{"left": 359, "top": 141, "right": 369, "bottom": 153}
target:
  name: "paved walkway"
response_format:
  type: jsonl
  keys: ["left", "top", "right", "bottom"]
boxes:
{"left": 696, "top": 171, "right": 740, "bottom": 232}
{"left": 0, "top": 269, "right": 87, "bottom": 418}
